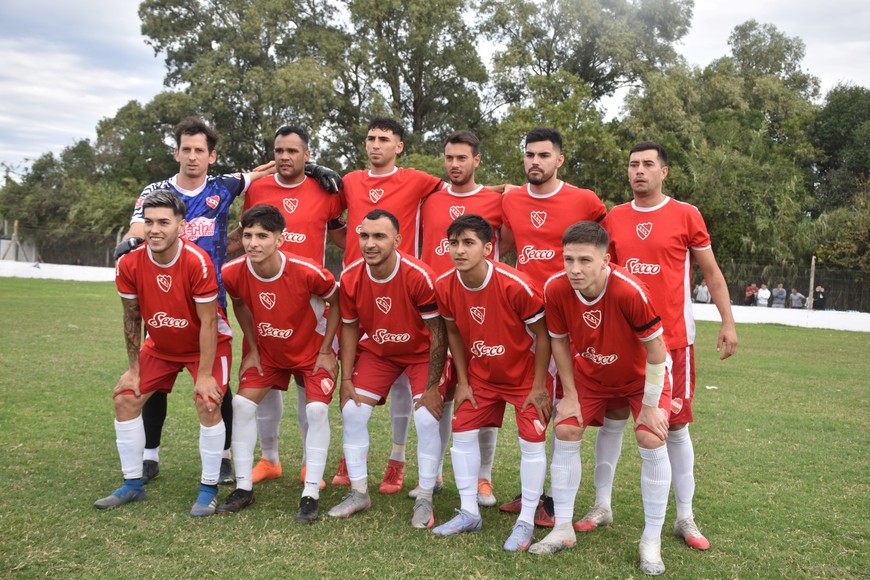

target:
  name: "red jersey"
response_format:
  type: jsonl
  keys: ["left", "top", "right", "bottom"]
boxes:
{"left": 420, "top": 185, "right": 504, "bottom": 275}
{"left": 602, "top": 197, "right": 711, "bottom": 349}
{"left": 502, "top": 181, "right": 606, "bottom": 288}
{"left": 222, "top": 250, "right": 338, "bottom": 370}
{"left": 340, "top": 167, "right": 444, "bottom": 264}
{"left": 544, "top": 265, "right": 663, "bottom": 391}
{"left": 242, "top": 175, "right": 344, "bottom": 266}
{"left": 340, "top": 251, "right": 439, "bottom": 366}
{"left": 116, "top": 240, "right": 232, "bottom": 363}
{"left": 435, "top": 261, "right": 544, "bottom": 394}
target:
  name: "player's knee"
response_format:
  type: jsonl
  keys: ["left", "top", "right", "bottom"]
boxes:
{"left": 635, "top": 429, "right": 665, "bottom": 450}
{"left": 232, "top": 394, "right": 257, "bottom": 420}
{"left": 305, "top": 401, "right": 329, "bottom": 425}
{"left": 554, "top": 422, "right": 583, "bottom": 442}
{"left": 342, "top": 402, "right": 370, "bottom": 429}
{"left": 413, "top": 404, "right": 440, "bottom": 430}
{"left": 114, "top": 394, "right": 143, "bottom": 420}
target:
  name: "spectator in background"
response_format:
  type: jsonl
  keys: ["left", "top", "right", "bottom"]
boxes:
{"left": 743, "top": 283, "right": 758, "bottom": 306}
{"left": 693, "top": 280, "right": 711, "bottom": 304}
{"left": 813, "top": 286, "right": 826, "bottom": 310}
{"left": 771, "top": 283, "right": 787, "bottom": 308}
{"left": 789, "top": 288, "right": 806, "bottom": 309}
{"left": 756, "top": 284, "right": 771, "bottom": 307}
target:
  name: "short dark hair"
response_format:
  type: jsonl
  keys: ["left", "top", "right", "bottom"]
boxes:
{"left": 142, "top": 189, "right": 187, "bottom": 217}
{"left": 368, "top": 117, "right": 405, "bottom": 142}
{"left": 562, "top": 221, "right": 609, "bottom": 252}
{"left": 174, "top": 117, "right": 220, "bottom": 152}
{"left": 444, "top": 130, "right": 480, "bottom": 156}
{"left": 241, "top": 204, "right": 286, "bottom": 234}
{"left": 275, "top": 125, "right": 310, "bottom": 145}
{"left": 525, "top": 128, "right": 563, "bottom": 152}
{"left": 447, "top": 214, "right": 492, "bottom": 245}
{"left": 629, "top": 141, "right": 669, "bottom": 166}
{"left": 364, "top": 209, "right": 400, "bottom": 233}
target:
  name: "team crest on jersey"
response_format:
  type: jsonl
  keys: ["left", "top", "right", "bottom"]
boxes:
{"left": 369, "top": 188, "right": 384, "bottom": 203}
{"left": 260, "top": 292, "right": 277, "bottom": 310}
{"left": 533, "top": 419, "right": 545, "bottom": 435}
{"left": 582, "top": 310, "right": 601, "bottom": 329}
{"left": 470, "top": 306, "right": 485, "bottom": 325}
{"left": 320, "top": 378, "right": 335, "bottom": 395}
{"left": 283, "top": 198, "right": 298, "bottom": 214}
{"left": 376, "top": 296, "right": 392, "bottom": 314}
{"left": 530, "top": 211, "right": 547, "bottom": 228}
{"left": 449, "top": 206, "right": 465, "bottom": 220}
{"left": 671, "top": 398, "right": 683, "bottom": 414}
{"left": 206, "top": 195, "right": 220, "bottom": 209}
{"left": 156, "top": 274, "right": 172, "bottom": 293}
{"left": 636, "top": 222, "right": 653, "bottom": 240}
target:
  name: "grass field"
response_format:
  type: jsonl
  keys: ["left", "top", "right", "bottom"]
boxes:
{"left": 0, "top": 277, "right": 868, "bottom": 578}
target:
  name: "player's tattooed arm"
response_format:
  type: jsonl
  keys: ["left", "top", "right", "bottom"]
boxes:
{"left": 417, "top": 315, "right": 447, "bottom": 419}
{"left": 226, "top": 226, "right": 243, "bottom": 256}
{"left": 114, "top": 297, "right": 143, "bottom": 398}
{"left": 121, "top": 298, "right": 142, "bottom": 367}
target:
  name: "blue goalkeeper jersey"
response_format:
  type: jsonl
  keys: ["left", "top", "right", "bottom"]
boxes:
{"left": 131, "top": 173, "right": 250, "bottom": 310}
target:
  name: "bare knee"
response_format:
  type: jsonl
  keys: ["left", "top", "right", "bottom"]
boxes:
{"left": 555, "top": 423, "right": 583, "bottom": 442}
{"left": 635, "top": 429, "right": 666, "bottom": 450}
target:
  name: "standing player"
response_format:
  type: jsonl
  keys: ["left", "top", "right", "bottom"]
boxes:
{"left": 535, "top": 221, "right": 671, "bottom": 576}
{"left": 416, "top": 130, "right": 505, "bottom": 506}
{"left": 226, "top": 125, "right": 346, "bottom": 488}
{"left": 432, "top": 214, "right": 552, "bottom": 552}
{"left": 332, "top": 118, "right": 445, "bottom": 494}
{"left": 95, "top": 190, "right": 233, "bottom": 517}
{"left": 577, "top": 142, "right": 738, "bottom": 550}
{"left": 328, "top": 210, "right": 447, "bottom": 529}
{"left": 499, "top": 128, "right": 607, "bottom": 523}
{"left": 116, "top": 117, "right": 341, "bottom": 486}
{"left": 218, "top": 205, "right": 340, "bottom": 522}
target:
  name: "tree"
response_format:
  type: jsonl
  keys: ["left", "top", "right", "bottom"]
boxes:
{"left": 480, "top": 0, "right": 693, "bottom": 103}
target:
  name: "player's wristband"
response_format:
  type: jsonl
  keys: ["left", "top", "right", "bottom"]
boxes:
{"left": 642, "top": 361, "right": 666, "bottom": 407}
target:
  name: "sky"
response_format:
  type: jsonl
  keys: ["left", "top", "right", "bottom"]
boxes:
{"left": 1, "top": 1, "right": 868, "bottom": 175}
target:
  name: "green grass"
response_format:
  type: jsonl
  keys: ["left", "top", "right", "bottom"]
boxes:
{"left": 0, "top": 277, "right": 868, "bottom": 578}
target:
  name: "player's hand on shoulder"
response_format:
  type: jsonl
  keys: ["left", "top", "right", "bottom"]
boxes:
{"left": 113, "top": 238, "right": 145, "bottom": 261}
{"left": 305, "top": 162, "right": 343, "bottom": 193}
{"left": 251, "top": 160, "right": 276, "bottom": 175}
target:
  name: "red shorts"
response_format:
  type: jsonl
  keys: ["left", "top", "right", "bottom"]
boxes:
{"left": 239, "top": 363, "right": 335, "bottom": 404}
{"left": 668, "top": 346, "right": 695, "bottom": 424}
{"left": 452, "top": 384, "right": 551, "bottom": 443}
{"left": 351, "top": 351, "right": 445, "bottom": 405}
{"left": 134, "top": 349, "right": 231, "bottom": 399}
{"left": 557, "top": 373, "right": 672, "bottom": 435}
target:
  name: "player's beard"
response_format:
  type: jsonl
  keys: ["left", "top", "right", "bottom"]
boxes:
{"left": 526, "top": 166, "right": 554, "bottom": 186}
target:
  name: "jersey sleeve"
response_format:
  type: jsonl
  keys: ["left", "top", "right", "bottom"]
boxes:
{"left": 339, "top": 274, "right": 359, "bottom": 323}
{"left": 616, "top": 272, "right": 663, "bottom": 342}
{"left": 686, "top": 205, "right": 712, "bottom": 250}
{"left": 129, "top": 186, "right": 152, "bottom": 224}
{"left": 434, "top": 279, "right": 456, "bottom": 321}
{"left": 221, "top": 258, "right": 243, "bottom": 299}
{"left": 303, "top": 259, "right": 339, "bottom": 299}
{"left": 219, "top": 173, "right": 250, "bottom": 199}
{"left": 543, "top": 281, "right": 569, "bottom": 338}
{"left": 409, "top": 262, "right": 439, "bottom": 319}
{"left": 600, "top": 213, "right": 619, "bottom": 264}
{"left": 327, "top": 196, "right": 347, "bottom": 230}
{"left": 115, "top": 254, "right": 138, "bottom": 299}
{"left": 503, "top": 271, "right": 545, "bottom": 324}
{"left": 413, "top": 169, "right": 445, "bottom": 201}
{"left": 186, "top": 246, "right": 219, "bottom": 303}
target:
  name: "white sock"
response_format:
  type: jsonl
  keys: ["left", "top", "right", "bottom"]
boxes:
{"left": 667, "top": 426, "right": 696, "bottom": 521}
{"left": 142, "top": 446, "right": 159, "bottom": 463}
{"left": 115, "top": 416, "right": 145, "bottom": 480}
{"left": 302, "top": 402, "right": 330, "bottom": 499}
{"left": 436, "top": 400, "right": 453, "bottom": 478}
{"left": 342, "top": 402, "right": 373, "bottom": 493}
{"left": 639, "top": 445, "right": 671, "bottom": 537}
{"left": 389, "top": 375, "right": 412, "bottom": 461}
{"left": 478, "top": 427, "right": 498, "bottom": 481}
{"left": 256, "top": 388, "right": 283, "bottom": 464}
{"left": 414, "top": 404, "right": 441, "bottom": 491}
{"left": 297, "top": 384, "right": 309, "bottom": 465}
{"left": 550, "top": 437, "right": 582, "bottom": 526}
{"left": 200, "top": 422, "right": 226, "bottom": 486}
{"left": 519, "top": 438, "right": 547, "bottom": 525}
{"left": 594, "top": 417, "right": 627, "bottom": 509}
{"left": 231, "top": 396, "right": 258, "bottom": 491}
{"left": 451, "top": 430, "right": 481, "bottom": 516}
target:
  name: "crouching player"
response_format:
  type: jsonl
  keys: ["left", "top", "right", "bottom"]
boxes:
{"left": 95, "top": 190, "right": 233, "bottom": 517}
{"left": 218, "top": 205, "right": 340, "bottom": 522}
{"left": 328, "top": 209, "right": 447, "bottom": 528}
{"left": 432, "top": 214, "right": 552, "bottom": 551}
{"left": 534, "top": 221, "right": 672, "bottom": 576}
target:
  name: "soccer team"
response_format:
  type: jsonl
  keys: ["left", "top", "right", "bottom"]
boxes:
{"left": 96, "top": 116, "right": 737, "bottom": 575}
